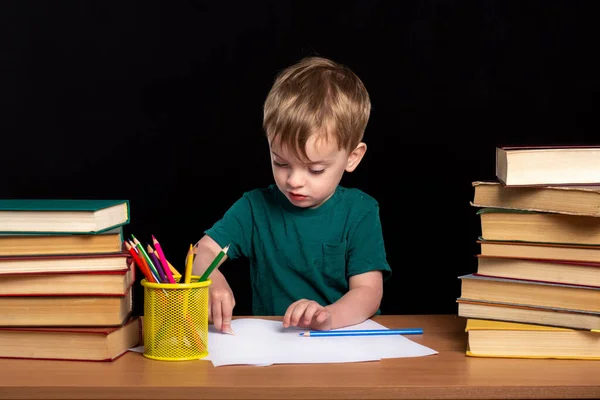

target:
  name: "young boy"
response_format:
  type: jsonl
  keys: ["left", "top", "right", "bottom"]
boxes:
{"left": 192, "top": 56, "right": 391, "bottom": 334}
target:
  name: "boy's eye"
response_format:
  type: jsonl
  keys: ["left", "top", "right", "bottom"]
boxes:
{"left": 309, "top": 169, "right": 325, "bottom": 175}
{"left": 273, "top": 161, "right": 288, "bottom": 168}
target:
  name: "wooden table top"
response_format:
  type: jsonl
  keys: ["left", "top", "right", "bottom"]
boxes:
{"left": 0, "top": 314, "right": 599, "bottom": 399}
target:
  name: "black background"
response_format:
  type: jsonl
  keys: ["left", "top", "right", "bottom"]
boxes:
{"left": 2, "top": 1, "right": 598, "bottom": 317}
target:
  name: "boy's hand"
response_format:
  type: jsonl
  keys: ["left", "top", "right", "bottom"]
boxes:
{"left": 282, "top": 299, "right": 332, "bottom": 331}
{"left": 207, "top": 270, "right": 236, "bottom": 334}
{"left": 193, "top": 235, "right": 236, "bottom": 334}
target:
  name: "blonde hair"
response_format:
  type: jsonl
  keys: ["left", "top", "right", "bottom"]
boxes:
{"left": 263, "top": 56, "right": 371, "bottom": 161}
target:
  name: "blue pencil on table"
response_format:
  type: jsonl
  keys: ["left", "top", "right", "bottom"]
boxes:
{"left": 299, "top": 328, "right": 423, "bottom": 337}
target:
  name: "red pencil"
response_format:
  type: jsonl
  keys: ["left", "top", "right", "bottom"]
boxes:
{"left": 125, "top": 241, "right": 155, "bottom": 283}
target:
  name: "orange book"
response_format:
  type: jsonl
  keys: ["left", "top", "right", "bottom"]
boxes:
{"left": 457, "top": 298, "right": 600, "bottom": 331}
{"left": 477, "top": 239, "right": 600, "bottom": 263}
{"left": 0, "top": 252, "right": 130, "bottom": 275}
{"left": 474, "top": 254, "right": 600, "bottom": 287}
{"left": 465, "top": 319, "right": 600, "bottom": 360}
{"left": 0, "top": 263, "right": 134, "bottom": 296}
{"left": 0, "top": 228, "right": 123, "bottom": 257}
{"left": 0, "top": 317, "right": 142, "bottom": 361}
{"left": 458, "top": 273, "right": 600, "bottom": 313}
{"left": 0, "top": 283, "right": 134, "bottom": 326}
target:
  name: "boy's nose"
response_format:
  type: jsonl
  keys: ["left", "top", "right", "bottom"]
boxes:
{"left": 286, "top": 170, "right": 304, "bottom": 188}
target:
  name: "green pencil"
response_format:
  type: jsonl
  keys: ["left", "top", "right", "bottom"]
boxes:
{"left": 132, "top": 235, "right": 162, "bottom": 282}
{"left": 199, "top": 244, "right": 230, "bottom": 282}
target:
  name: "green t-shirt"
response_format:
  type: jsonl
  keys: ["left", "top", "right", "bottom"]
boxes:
{"left": 204, "top": 184, "right": 392, "bottom": 316}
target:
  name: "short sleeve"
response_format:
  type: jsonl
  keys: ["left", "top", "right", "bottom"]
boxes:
{"left": 346, "top": 205, "right": 392, "bottom": 282}
{"left": 204, "top": 194, "right": 253, "bottom": 260}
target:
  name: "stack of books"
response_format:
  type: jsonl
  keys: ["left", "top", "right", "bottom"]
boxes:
{"left": 0, "top": 199, "right": 141, "bottom": 361}
{"left": 457, "top": 145, "right": 600, "bottom": 360}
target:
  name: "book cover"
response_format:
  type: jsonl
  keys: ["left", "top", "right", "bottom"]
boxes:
{"left": 0, "top": 227, "right": 124, "bottom": 257}
{"left": 0, "top": 284, "right": 134, "bottom": 326}
{"left": 0, "top": 262, "right": 134, "bottom": 296}
{"left": 466, "top": 318, "right": 572, "bottom": 331}
{"left": 476, "top": 207, "right": 537, "bottom": 215}
{"left": 476, "top": 208, "right": 600, "bottom": 245}
{"left": 474, "top": 254, "right": 600, "bottom": 288}
{"left": 498, "top": 145, "right": 600, "bottom": 150}
{"left": 457, "top": 298, "right": 600, "bottom": 330}
{"left": 0, "top": 317, "right": 142, "bottom": 361}
{"left": 0, "top": 252, "right": 130, "bottom": 275}
{"left": 498, "top": 144, "right": 600, "bottom": 150}
{"left": 0, "top": 199, "right": 130, "bottom": 234}
{"left": 496, "top": 146, "right": 600, "bottom": 186}
{"left": 471, "top": 181, "right": 600, "bottom": 217}
{"left": 460, "top": 273, "right": 600, "bottom": 291}
{"left": 477, "top": 238, "right": 600, "bottom": 249}
{"left": 476, "top": 254, "right": 600, "bottom": 268}
{"left": 459, "top": 273, "right": 600, "bottom": 313}
{"left": 465, "top": 318, "right": 600, "bottom": 360}
{"left": 0, "top": 199, "right": 127, "bottom": 211}
{"left": 477, "top": 238, "right": 600, "bottom": 264}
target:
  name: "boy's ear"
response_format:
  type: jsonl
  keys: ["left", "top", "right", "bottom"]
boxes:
{"left": 345, "top": 142, "right": 367, "bottom": 172}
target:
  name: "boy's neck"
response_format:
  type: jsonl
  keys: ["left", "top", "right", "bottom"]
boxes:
{"left": 276, "top": 185, "right": 342, "bottom": 216}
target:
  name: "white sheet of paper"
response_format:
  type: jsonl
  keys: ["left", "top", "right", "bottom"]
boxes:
{"left": 203, "top": 318, "right": 438, "bottom": 367}
{"left": 128, "top": 318, "right": 439, "bottom": 367}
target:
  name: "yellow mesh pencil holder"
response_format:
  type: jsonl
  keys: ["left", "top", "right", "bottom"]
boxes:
{"left": 141, "top": 276, "right": 211, "bottom": 361}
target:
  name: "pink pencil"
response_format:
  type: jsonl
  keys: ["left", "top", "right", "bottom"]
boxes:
{"left": 152, "top": 235, "right": 176, "bottom": 283}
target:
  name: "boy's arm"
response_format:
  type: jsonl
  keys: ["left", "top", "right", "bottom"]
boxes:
{"left": 192, "top": 193, "right": 253, "bottom": 333}
{"left": 325, "top": 270, "right": 383, "bottom": 329}
{"left": 193, "top": 235, "right": 236, "bottom": 333}
{"left": 327, "top": 202, "right": 390, "bottom": 328}
{"left": 283, "top": 270, "right": 383, "bottom": 330}
{"left": 192, "top": 235, "right": 224, "bottom": 276}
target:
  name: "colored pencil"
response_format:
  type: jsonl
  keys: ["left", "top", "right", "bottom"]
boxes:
{"left": 183, "top": 244, "right": 194, "bottom": 284}
{"left": 299, "top": 328, "right": 423, "bottom": 337}
{"left": 127, "top": 240, "right": 140, "bottom": 255}
{"left": 154, "top": 250, "right": 180, "bottom": 276}
{"left": 198, "top": 244, "right": 230, "bottom": 282}
{"left": 147, "top": 245, "right": 172, "bottom": 284}
{"left": 128, "top": 239, "right": 159, "bottom": 282}
{"left": 131, "top": 236, "right": 158, "bottom": 280}
{"left": 125, "top": 241, "right": 155, "bottom": 283}
{"left": 132, "top": 235, "right": 165, "bottom": 283}
{"left": 151, "top": 235, "right": 176, "bottom": 283}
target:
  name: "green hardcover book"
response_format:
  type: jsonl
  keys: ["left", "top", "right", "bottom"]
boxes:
{"left": 0, "top": 200, "right": 130, "bottom": 234}
{"left": 475, "top": 207, "right": 538, "bottom": 215}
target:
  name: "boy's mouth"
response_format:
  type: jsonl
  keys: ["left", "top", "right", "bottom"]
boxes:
{"left": 288, "top": 192, "right": 308, "bottom": 201}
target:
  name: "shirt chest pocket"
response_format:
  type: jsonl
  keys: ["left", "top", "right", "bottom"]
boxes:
{"left": 321, "top": 241, "right": 348, "bottom": 291}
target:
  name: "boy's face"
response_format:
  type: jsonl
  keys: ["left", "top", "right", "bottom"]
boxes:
{"left": 269, "top": 133, "right": 366, "bottom": 209}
